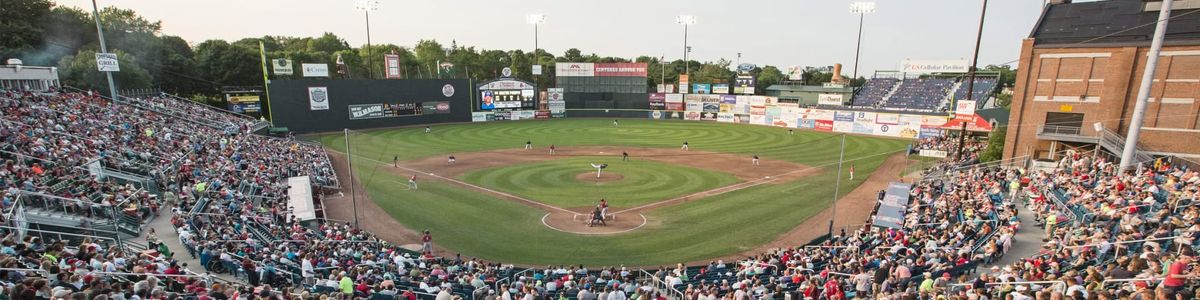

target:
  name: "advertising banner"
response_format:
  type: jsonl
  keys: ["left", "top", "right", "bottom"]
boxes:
{"left": 919, "top": 149, "right": 949, "bottom": 158}
{"left": 734, "top": 75, "right": 756, "bottom": 94}
{"left": 384, "top": 55, "right": 400, "bottom": 78}
{"left": 750, "top": 115, "right": 766, "bottom": 126}
{"left": 678, "top": 74, "right": 689, "bottom": 94}
{"left": 834, "top": 121, "right": 854, "bottom": 133}
{"left": 302, "top": 63, "right": 329, "bottom": 77}
{"left": 817, "top": 93, "right": 844, "bottom": 106}
{"left": 833, "top": 111, "right": 855, "bottom": 122}
{"left": 555, "top": 63, "right": 595, "bottom": 77}
{"left": 513, "top": 110, "right": 536, "bottom": 120}
{"left": 308, "top": 87, "right": 329, "bottom": 110}
{"left": 919, "top": 127, "right": 944, "bottom": 138}
{"left": 685, "top": 102, "right": 703, "bottom": 112}
{"left": 874, "top": 123, "right": 899, "bottom": 137}
{"left": 712, "top": 83, "right": 730, "bottom": 94}
{"left": 921, "top": 115, "right": 949, "bottom": 127}
{"left": 717, "top": 113, "right": 735, "bottom": 123}
{"left": 594, "top": 63, "right": 648, "bottom": 77}
{"left": 901, "top": 59, "right": 969, "bottom": 74}
{"left": 492, "top": 111, "right": 511, "bottom": 121}
{"left": 798, "top": 119, "right": 816, "bottom": 129}
{"left": 765, "top": 106, "right": 782, "bottom": 119}
{"left": 853, "top": 118, "right": 875, "bottom": 134}
{"left": 648, "top": 110, "right": 683, "bottom": 120}
{"left": 649, "top": 93, "right": 666, "bottom": 109}
{"left": 701, "top": 95, "right": 720, "bottom": 113}
{"left": 228, "top": 95, "right": 260, "bottom": 103}
{"left": 665, "top": 93, "right": 685, "bottom": 110}
{"left": 700, "top": 112, "right": 718, "bottom": 121}
{"left": 898, "top": 115, "right": 924, "bottom": 139}
{"left": 815, "top": 120, "right": 834, "bottom": 131}
{"left": 684, "top": 111, "right": 702, "bottom": 120}
{"left": 875, "top": 113, "right": 900, "bottom": 125}
{"left": 273, "top": 58, "right": 294, "bottom": 76}
{"left": 472, "top": 112, "right": 493, "bottom": 122}
{"left": 772, "top": 116, "right": 792, "bottom": 128}
{"left": 854, "top": 111, "right": 876, "bottom": 123}
{"left": 657, "top": 84, "right": 676, "bottom": 93}
{"left": 692, "top": 84, "right": 711, "bottom": 94}
{"left": 719, "top": 95, "right": 736, "bottom": 112}
{"left": 531, "top": 65, "right": 542, "bottom": 75}
{"left": 421, "top": 101, "right": 452, "bottom": 114}
{"left": 535, "top": 110, "right": 550, "bottom": 119}
{"left": 955, "top": 100, "right": 977, "bottom": 120}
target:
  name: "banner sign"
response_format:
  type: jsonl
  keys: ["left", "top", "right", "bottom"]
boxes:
{"left": 919, "top": 127, "right": 943, "bottom": 138}
{"left": 594, "top": 63, "right": 648, "bottom": 77}
{"left": 95, "top": 53, "right": 119, "bottom": 72}
{"left": 919, "top": 149, "right": 949, "bottom": 158}
{"left": 532, "top": 65, "right": 542, "bottom": 75}
{"left": 384, "top": 55, "right": 400, "bottom": 79}
{"left": 700, "top": 112, "right": 718, "bottom": 121}
{"left": 798, "top": 119, "right": 816, "bottom": 129}
{"left": 665, "top": 93, "right": 684, "bottom": 110}
{"left": 901, "top": 59, "right": 969, "bottom": 74}
{"left": 955, "top": 100, "right": 977, "bottom": 119}
{"left": 308, "top": 87, "right": 329, "bottom": 110}
{"left": 348, "top": 101, "right": 449, "bottom": 120}
{"left": 717, "top": 113, "right": 735, "bottom": 123}
{"left": 657, "top": 84, "right": 676, "bottom": 93}
{"left": 712, "top": 83, "right": 730, "bottom": 94}
{"left": 649, "top": 93, "right": 666, "bottom": 109}
{"left": 701, "top": 96, "right": 720, "bottom": 113}
{"left": 833, "top": 111, "right": 855, "bottom": 122}
{"left": 556, "top": 62, "right": 594, "bottom": 77}
{"left": 817, "top": 93, "right": 844, "bottom": 106}
{"left": 692, "top": 83, "right": 711, "bottom": 94}
{"left": 734, "top": 75, "right": 756, "bottom": 94}
{"left": 547, "top": 87, "right": 565, "bottom": 117}
{"left": 787, "top": 66, "right": 804, "bottom": 80}
{"left": 228, "top": 95, "right": 260, "bottom": 103}
{"left": 302, "top": 63, "right": 329, "bottom": 77}
{"left": 875, "top": 113, "right": 900, "bottom": 125}
{"left": 273, "top": 58, "right": 294, "bottom": 76}
{"left": 472, "top": 112, "right": 493, "bottom": 122}
{"left": 685, "top": 111, "right": 702, "bottom": 120}
{"left": 535, "top": 110, "right": 550, "bottom": 119}
{"left": 678, "top": 74, "right": 689, "bottom": 94}
{"left": 815, "top": 120, "right": 834, "bottom": 131}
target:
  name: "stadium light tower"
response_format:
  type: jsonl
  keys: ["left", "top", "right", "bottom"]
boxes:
{"left": 355, "top": 0, "right": 379, "bottom": 79}
{"left": 527, "top": 14, "right": 546, "bottom": 57}
{"left": 90, "top": 0, "right": 118, "bottom": 101}
{"left": 849, "top": 2, "right": 875, "bottom": 82}
{"left": 676, "top": 15, "right": 696, "bottom": 76}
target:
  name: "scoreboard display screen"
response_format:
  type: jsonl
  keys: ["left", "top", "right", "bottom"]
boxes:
{"left": 480, "top": 89, "right": 535, "bottom": 110}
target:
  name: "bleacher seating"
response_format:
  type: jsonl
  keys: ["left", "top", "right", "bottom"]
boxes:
{"left": 952, "top": 78, "right": 997, "bottom": 106}
{"left": 883, "top": 78, "right": 954, "bottom": 111}
{"left": 850, "top": 78, "right": 899, "bottom": 107}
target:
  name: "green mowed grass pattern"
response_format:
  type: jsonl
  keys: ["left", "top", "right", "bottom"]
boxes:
{"left": 316, "top": 119, "right": 912, "bottom": 266}
{"left": 458, "top": 157, "right": 740, "bottom": 208}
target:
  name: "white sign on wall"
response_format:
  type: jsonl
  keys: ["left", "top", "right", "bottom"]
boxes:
{"left": 532, "top": 65, "right": 543, "bottom": 75}
{"left": 308, "top": 87, "right": 329, "bottom": 110}
{"left": 901, "top": 59, "right": 969, "bottom": 74}
{"left": 817, "top": 94, "right": 844, "bottom": 106}
{"left": 95, "top": 53, "right": 119, "bottom": 72}
{"left": 302, "top": 63, "right": 329, "bottom": 77}
{"left": 272, "top": 58, "right": 294, "bottom": 76}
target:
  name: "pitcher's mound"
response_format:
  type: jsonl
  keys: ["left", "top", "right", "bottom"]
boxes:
{"left": 575, "top": 172, "right": 624, "bottom": 183}
{"left": 541, "top": 210, "right": 647, "bottom": 235}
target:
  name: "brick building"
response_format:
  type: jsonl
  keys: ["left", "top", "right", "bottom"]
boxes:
{"left": 1005, "top": 0, "right": 1200, "bottom": 162}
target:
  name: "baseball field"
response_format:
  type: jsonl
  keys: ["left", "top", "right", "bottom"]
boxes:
{"left": 313, "top": 118, "right": 913, "bottom": 266}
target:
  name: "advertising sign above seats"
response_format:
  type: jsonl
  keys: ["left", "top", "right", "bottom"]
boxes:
{"left": 555, "top": 63, "right": 648, "bottom": 77}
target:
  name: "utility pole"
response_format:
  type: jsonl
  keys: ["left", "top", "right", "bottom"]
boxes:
{"left": 957, "top": 0, "right": 988, "bottom": 161}
{"left": 829, "top": 134, "right": 847, "bottom": 236}
{"left": 91, "top": 0, "right": 118, "bottom": 101}
{"left": 1121, "top": 0, "right": 1172, "bottom": 172}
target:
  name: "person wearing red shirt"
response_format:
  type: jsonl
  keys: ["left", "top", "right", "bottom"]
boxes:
{"left": 823, "top": 278, "right": 844, "bottom": 300}
{"left": 1163, "top": 255, "right": 1194, "bottom": 298}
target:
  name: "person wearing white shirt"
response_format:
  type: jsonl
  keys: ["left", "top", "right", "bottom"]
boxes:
{"left": 606, "top": 288, "right": 626, "bottom": 300}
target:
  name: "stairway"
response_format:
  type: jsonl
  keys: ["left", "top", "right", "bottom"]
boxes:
{"left": 1097, "top": 128, "right": 1153, "bottom": 163}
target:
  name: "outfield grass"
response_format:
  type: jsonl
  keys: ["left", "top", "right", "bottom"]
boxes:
{"left": 459, "top": 157, "right": 741, "bottom": 208}
{"left": 314, "top": 119, "right": 912, "bottom": 266}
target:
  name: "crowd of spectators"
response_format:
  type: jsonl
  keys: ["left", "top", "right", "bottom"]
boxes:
{"left": 2, "top": 89, "right": 1199, "bottom": 300}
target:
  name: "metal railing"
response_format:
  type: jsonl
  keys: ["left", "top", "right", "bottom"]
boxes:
{"left": 637, "top": 269, "right": 686, "bottom": 300}
{"left": 1037, "top": 124, "right": 1084, "bottom": 136}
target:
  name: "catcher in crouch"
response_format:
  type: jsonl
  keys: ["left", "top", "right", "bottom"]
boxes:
{"left": 588, "top": 205, "right": 606, "bottom": 227}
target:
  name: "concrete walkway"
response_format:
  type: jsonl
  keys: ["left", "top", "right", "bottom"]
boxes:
{"left": 981, "top": 196, "right": 1045, "bottom": 273}
{"left": 128, "top": 209, "right": 242, "bottom": 283}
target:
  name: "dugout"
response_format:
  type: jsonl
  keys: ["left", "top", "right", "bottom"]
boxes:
{"left": 268, "top": 79, "right": 471, "bottom": 133}
{"left": 555, "top": 63, "right": 649, "bottom": 109}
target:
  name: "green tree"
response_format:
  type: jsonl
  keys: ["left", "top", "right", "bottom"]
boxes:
{"left": 980, "top": 126, "right": 1007, "bottom": 162}
{"left": 57, "top": 49, "right": 152, "bottom": 93}
{"left": 193, "top": 40, "right": 260, "bottom": 94}
{"left": 757, "top": 66, "right": 785, "bottom": 94}
{"left": 413, "top": 39, "right": 446, "bottom": 76}
{"left": 982, "top": 64, "right": 1016, "bottom": 88}
{"left": 0, "top": 0, "right": 54, "bottom": 60}
{"left": 307, "top": 32, "right": 349, "bottom": 53}
{"left": 692, "top": 58, "right": 734, "bottom": 84}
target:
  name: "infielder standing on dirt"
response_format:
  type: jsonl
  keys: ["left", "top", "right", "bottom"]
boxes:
{"left": 447, "top": 155, "right": 456, "bottom": 165}
{"left": 622, "top": 151, "right": 629, "bottom": 161}
{"left": 681, "top": 141, "right": 689, "bottom": 151}
{"left": 752, "top": 155, "right": 760, "bottom": 166}
{"left": 549, "top": 145, "right": 557, "bottom": 155}
{"left": 525, "top": 140, "right": 533, "bottom": 150}
{"left": 393, "top": 155, "right": 398, "bottom": 167}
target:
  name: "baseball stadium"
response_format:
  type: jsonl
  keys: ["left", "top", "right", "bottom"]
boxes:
{"left": 4, "top": 0, "right": 1200, "bottom": 299}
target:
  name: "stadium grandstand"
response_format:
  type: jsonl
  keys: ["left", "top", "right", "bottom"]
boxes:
{"left": 849, "top": 72, "right": 1001, "bottom": 113}
{"left": 1, "top": 86, "right": 1195, "bottom": 300}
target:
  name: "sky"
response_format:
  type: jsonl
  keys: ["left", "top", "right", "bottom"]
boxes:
{"left": 58, "top": 0, "right": 1046, "bottom": 75}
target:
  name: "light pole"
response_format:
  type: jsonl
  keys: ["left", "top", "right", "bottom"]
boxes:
{"left": 849, "top": 2, "right": 876, "bottom": 83}
{"left": 527, "top": 14, "right": 545, "bottom": 56}
{"left": 676, "top": 15, "right": 696, "bottom": 76}
{"left": 355, "top": 0, "right": 379, "bottom": 79}
{"left": 90, "top": 0, "right": 118, "bottom": 101}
